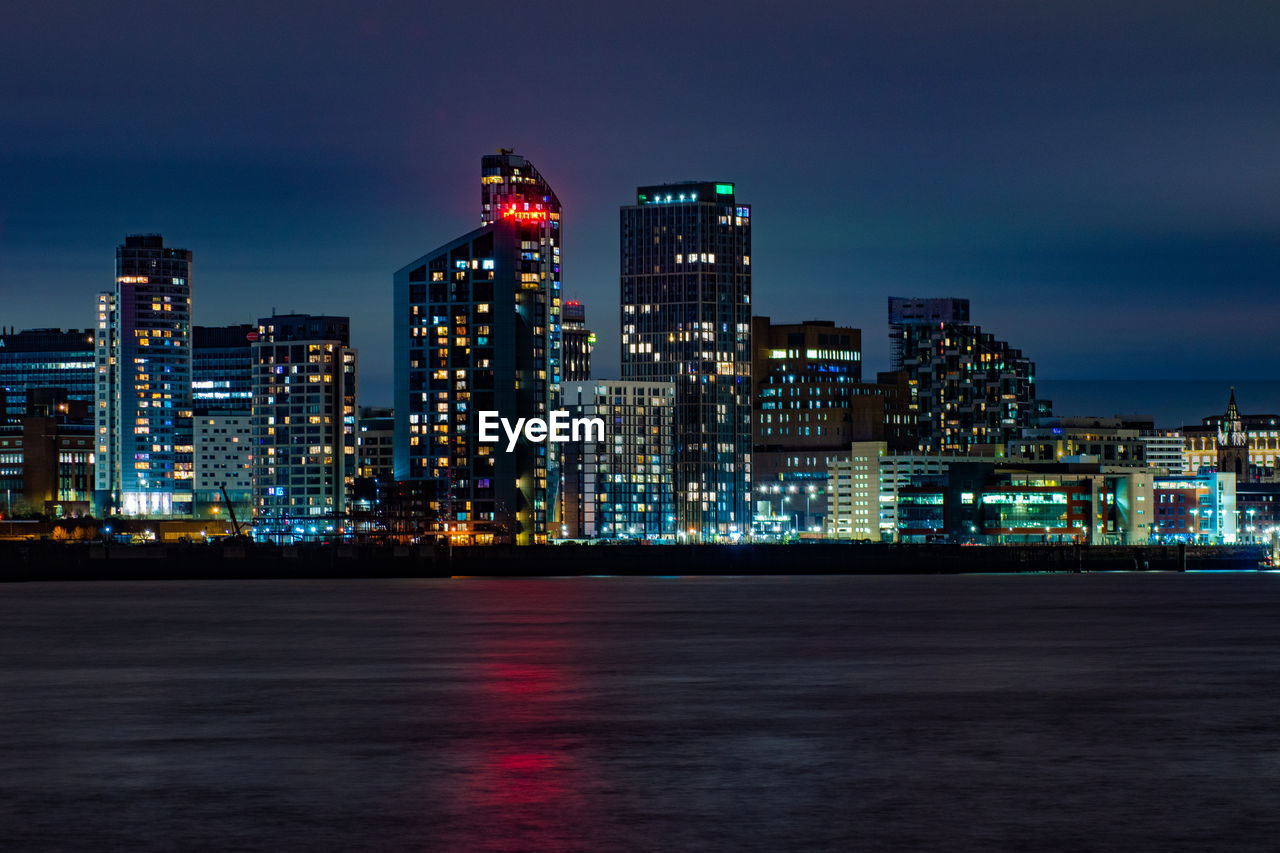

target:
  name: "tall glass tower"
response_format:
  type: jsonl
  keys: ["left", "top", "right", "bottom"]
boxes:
{"left": 395, "top": 151, "right": 562, "bottom": 544}
{"left": 620, "top": 182, "right": 752, "bottom": 541}
{"left": 480, "top": 149, "right": 563, "bottom": 394}
{"left": 95, "top": 234, "right": 193, "bottom": 516}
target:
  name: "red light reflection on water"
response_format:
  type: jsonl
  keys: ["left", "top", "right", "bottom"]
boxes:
{"left": 442, "top": 585, "right": 605, "bottom": 850}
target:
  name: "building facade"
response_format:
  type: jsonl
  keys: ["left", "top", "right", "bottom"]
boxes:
{"left": 0, "top": 390, "right": 95, "bottom": 518}
{"left": 562, "top": 299, "right": 594, "bottom": 381}
{"left": 1141, "top": 428, "right": 1185, "bottom": 475}
{"left": 1011, "top": 418, "right": 1147, "bottom": 467}
{"left": 887, "top": 461, "right": 1154, "bottom": 545}
{"left": 887, "top": 297, "right": 969, "bottom": 370}
{"left": 559, "top": 380, "right": 674, "bottom": 540}
{"left": 251, "top": 314, "right": 357, "bottom": 541}
{"left": 193, "top": 324, "right": 255, "bottom": 415}
{"left": 1235, "top": 483, "right": 1280, "bottom": 542}
{"left": 193, "top": 413, "right": 252, "bottom": 522}
{"left": 1153, "top": 472, "right": 1237, "bottom": 543}
{"left": 620, "top": 181, "right": 752, "bottom": 540}
{"left": 0, "top": 328, "right": 96, "bottom": 420}
{"left": 94, "top": 234, "right": 194, "bottom": 517}
{"left": 896, "top": 308, "right": 1043, "bottom": 454}
{"left": 395, "top": 152, "right": 562, "bottom": 545}
{"left": 752, "top": 317, "right": 908, "bottom": 536}
{"left": 826, "top": 441, "right": 886, "bottom": 541}
{"left": 1183, "top": 390, "right": 1280, "bottom": 481}
{"left": 357, "top": 406, "right": 395, "bottom": 481}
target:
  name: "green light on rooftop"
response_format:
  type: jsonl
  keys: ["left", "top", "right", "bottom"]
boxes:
{"left": 715, "top": 183, "right": 734, "bottom": 195}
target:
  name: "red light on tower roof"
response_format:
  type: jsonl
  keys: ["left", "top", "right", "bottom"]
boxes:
{"left": 500, "top": 204, "right": 549, "bottom": 222}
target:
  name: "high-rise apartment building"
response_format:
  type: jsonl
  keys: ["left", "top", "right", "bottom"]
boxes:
{"left": 895, "top": 302, "right": 1043, "bottom": 454}
{"left": 481, "top": 149, "right": 563, "bottom": 397}
{"left": 94, "top": 234, "right": 193, "bottom": 517}
{"left": 559, "top": 380, "right": 675, "bottom": 540}
{"left": 562, "top": 300, "right": 593, "bottom": 381}
{"left": 887, "top": 297, "right": 970, "bottom": 370}
{"left": 251, "top": 314, "right": 357, "bottom": 540}
{"left": 395, "top": 151, "right": 562, "bottom": 545}
{"left": 620, "top": 182, "right": 752, "bottom": 540}
{"left": 0, "top": 328, "right": 96, "bottom": 420}
{"left": 190, "top": 325, "right": 255, "bottom": 519}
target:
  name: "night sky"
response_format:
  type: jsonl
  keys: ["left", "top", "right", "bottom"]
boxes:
{"left": 3, "top": 1, "right": 1278, "bottom": 409}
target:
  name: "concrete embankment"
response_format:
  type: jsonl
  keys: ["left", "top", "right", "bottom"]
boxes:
{"left": 0, "top": 541, "right": 1267, "bottom": 581}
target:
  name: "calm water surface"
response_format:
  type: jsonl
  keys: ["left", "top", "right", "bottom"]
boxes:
{"left": 2, "top": 573, "right": 1279, "bottom": 851}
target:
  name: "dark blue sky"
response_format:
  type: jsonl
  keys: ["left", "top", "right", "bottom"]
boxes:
{"left": 3, "top": 1, "right": 1278, "bottom": 407}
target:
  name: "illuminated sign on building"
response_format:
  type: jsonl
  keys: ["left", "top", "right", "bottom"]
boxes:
{"left": 500, "top": 205, "right": 550, "bottom": 222}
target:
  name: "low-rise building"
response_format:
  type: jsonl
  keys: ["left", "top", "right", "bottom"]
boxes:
{"left": 1011, "top": 417, "right": 1146, "bottom": 467}
{"left": 826, "top": 441, "right": 885, "bottom": 541}
{"left": 1153, "top": 472, "right": 1237, "bottom": 543}
{"left": 873, "top": 460, "right": 1154, "bottom": 545}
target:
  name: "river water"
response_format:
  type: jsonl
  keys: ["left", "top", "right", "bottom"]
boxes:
{"left": 2, "top": 573, "right": 1279, "bottom": 851}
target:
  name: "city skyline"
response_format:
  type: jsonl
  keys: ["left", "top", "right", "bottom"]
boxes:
{"left": 4, "top": 2, "right": 1279, "bottom": 410}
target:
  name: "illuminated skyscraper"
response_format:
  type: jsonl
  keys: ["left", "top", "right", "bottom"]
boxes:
{"left": 395, "top": 150, "right": 562, "bottom": 544}
{"left": 251, "top": 314, "right": 357, "bottom": 541}
{"left": 94, "top": 234, "right": 193, "bottom": 516}
{"left": 620, "top": 182, "right": 752, "bottom": 540}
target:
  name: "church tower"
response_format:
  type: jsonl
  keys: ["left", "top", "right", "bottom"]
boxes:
{"left": 1216, "top": 388, "right": 1250, "bottom": 481}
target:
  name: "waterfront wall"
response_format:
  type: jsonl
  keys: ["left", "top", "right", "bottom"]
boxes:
{"left": 0, "top": 541, "right": 1266, "bottom": 582}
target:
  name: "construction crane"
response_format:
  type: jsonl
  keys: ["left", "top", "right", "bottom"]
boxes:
{"left": 220, "top": 484, "right": 246, "bottom": 539}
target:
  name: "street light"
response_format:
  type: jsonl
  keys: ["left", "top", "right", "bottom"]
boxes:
{"left": 805, "top": 484, "right": 817, "bottom": 534}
